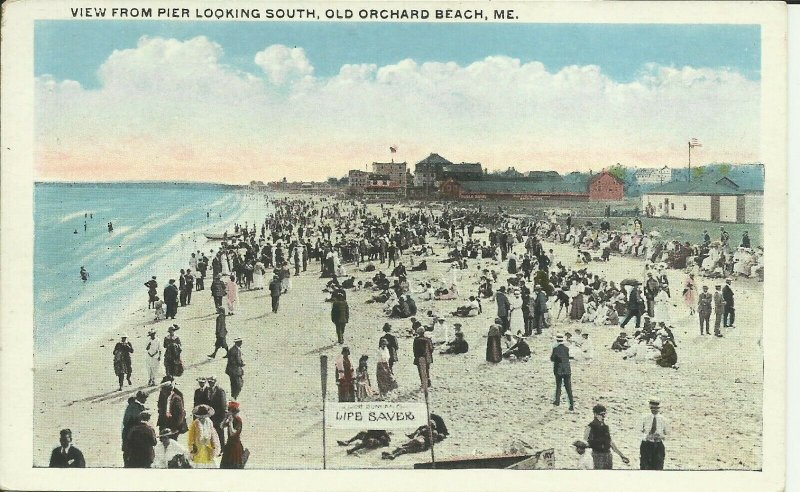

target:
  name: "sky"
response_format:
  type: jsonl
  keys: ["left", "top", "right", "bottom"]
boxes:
{"left": 35, "top": 20, "right": 761, "bottom": 183}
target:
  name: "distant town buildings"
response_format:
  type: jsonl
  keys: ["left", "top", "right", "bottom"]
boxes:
{"left": 634, "top": 166, "right": 674, "bottom": 185}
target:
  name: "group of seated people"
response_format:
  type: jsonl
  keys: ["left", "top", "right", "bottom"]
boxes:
{"left": 611, "top": 320, "right": 678, "bottom": 368}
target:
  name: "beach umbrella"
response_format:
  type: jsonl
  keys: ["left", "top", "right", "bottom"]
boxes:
{"left": 620, "top": 278, "right": 640, "bottom": 288}
{"left": 585, "top": 221, "right": 593, "bottom": 226}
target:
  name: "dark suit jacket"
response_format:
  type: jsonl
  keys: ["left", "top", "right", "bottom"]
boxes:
{"left": 496, "top": 292, "right": 511, "bottom": 317}
{"left": 550, "top": 343, "right": 571, "bottom": 376}
{"left": 49, "top": 446, "right": 86, "bottom": 468}
{"left": 722, "top": 285, "right": 734, "bottom": 307}
{"left": 225, "top": 346, "right": 244, "bottom": 376}
{"left": 206, "top": 386, "right": 227, "bottom": 424}
{"left": 215, "top": 314, "right": 227, "bottom": 338}
{"left": 163, "top": 284, "right": 179, "bottom": 303}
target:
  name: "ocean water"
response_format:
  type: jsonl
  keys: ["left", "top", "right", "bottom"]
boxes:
{"left": 34, "top": 182, "right": 271, "bottom": 357}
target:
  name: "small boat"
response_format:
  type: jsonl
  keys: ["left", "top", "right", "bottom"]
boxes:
{"left": 204, "top": 233, "right": 239, "bottom": 241}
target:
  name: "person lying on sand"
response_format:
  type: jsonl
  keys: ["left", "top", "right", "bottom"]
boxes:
{"left": 338, "top": 430, "right": 391, "bottom": 455}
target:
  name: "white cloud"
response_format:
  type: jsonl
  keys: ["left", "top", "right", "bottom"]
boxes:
{"left": 35, "top": 36, "right": 760, "bottom": 183}
{"left": 254, "top": 44, "right": 314, "bottom": 85}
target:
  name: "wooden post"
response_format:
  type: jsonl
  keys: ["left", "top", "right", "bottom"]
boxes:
{"left": 320, "top": 355, "right": 328, "bottom": 470}
{"left": 417, "top": 356, "right": 436, "bottom": 468}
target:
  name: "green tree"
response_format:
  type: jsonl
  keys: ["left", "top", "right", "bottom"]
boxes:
{"left": 608, "top": 163, "right": 626, "bottom": 181}
{"left": 692, "top": 167, "right": 705, "bottom": 180}
{"left": 718, "top": 164, "right": 731, "bottom": 176}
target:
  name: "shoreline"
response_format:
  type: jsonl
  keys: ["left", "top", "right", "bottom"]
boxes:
{"left": 34, "top": 193, "right": 764, "bottom": 470}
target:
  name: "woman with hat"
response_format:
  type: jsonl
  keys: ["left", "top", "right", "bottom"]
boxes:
{"left": 112, "top": 334, "right": 134, "bottom": 391}
{"left": 163, "top": 325, "right": 184, "bottom": 378}
{"left": 145, "top": 328, "right": 161, "bottom": 386}
{"left": 187, "top": 404, "right": 221, "bottom": 468}
{"left": 153, "top": 428, "right": 189, "bottom": 469}
{"left": 335, "top": 347, "right": 356, "bottom": 402}
{"left": 124, "top": 410, "right": 157, "bottom": 468}
{"left": 220, "top": 401, "right": 245, "bottom": 469}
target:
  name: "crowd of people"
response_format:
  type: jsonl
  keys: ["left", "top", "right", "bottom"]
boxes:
{"left": 54, "top": 193, "right": 759, "bottom": 469}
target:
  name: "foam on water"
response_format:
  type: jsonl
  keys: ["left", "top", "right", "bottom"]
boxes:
{"left": 34, "top": 183, "right": 271, "bottom": 358}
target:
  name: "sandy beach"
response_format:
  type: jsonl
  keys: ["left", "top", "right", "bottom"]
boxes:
{"left": 33, "top": 197, "right": 763, "bottom": 470}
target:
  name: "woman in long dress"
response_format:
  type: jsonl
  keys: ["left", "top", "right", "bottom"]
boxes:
{"left": 569, "top": 282, "right": 585, "bottom": 320}
{"left": 253, "top": 261, "right": 265, "bottom": 290}
{"left": 376, "top": 340, "right": 398, "bottom": 397}
{"left": 220, "top": 402, "right": 245, "bottom": 469}
{"left": 683, "top": 273, "right": 697, "bottom": 316}
{"left": 226, "top": 274, "right": 238, "bottom": 315}
{"left": 187, "top": 404, "right": 221, "bottom": 469}
{"left": 655, "top": 289, "right": 671, "bottom": 326}
{"left": 486, "top": 322, "right": 502, "bottom": 363}
{"left": 355, "top": 355, "right": 376, "bottom": 401}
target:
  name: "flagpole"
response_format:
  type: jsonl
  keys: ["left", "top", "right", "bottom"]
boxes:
{"left": 418, "top": 356, "right": 435, "bottom": 468}
{"left": 320, "top": 355, "right": 328, "bottom": 470}
{"left": 688, "top": 141, "right": 691, "bottom": 183}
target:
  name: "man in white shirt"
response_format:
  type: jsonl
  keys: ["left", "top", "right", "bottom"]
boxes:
{"left": 153, "top": 428, "right": 189, "bottom": 469}
{"left": 639, "top": 399, "right": 668, "bottom": 470}
{"left": 573, "top": 440, "right": 593, "bottom": 469}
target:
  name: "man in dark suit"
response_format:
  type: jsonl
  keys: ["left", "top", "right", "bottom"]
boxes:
{"left": 268, "top": 274, "right": 282, "bottom": 313}
{"left": 722, "top": 278, "right": 735, "bottom": 327}
{"left": 532, "top": 285, "right": 549, "bottom": 335}
{"left": 620, "top": 284, "right": 642, "bottom": 329}
{"left": 205, "top": 376, "right": 228, "bottom": 448}
{"left": 49, "top": 429, "right": 86, "bottom": 468}
{"left": 495, "top": 287, "right": 512, "bottom": 335}
{"left": 226, "top": 338, "right": 245, "bottom": 400}
{"left": 331, "top": 292, "right": 350, "bottom": 345}
{"left": 550, "top": 334, "right": 574, "bottom": 411}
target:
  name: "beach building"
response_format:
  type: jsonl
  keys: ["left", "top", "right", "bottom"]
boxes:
{"left": 440, "top": 170, "right": 623, "bottom": 201}
{"left": 348, "top": 170, "right": 370, "bottom": 193}
{"left": 372, "top": 161, "right": 408, "bottom": 195}
{"left": 441, "top": 162, "right": 484, "bottom": 181}
{"left": 414, "top": 153, "right": 452, "bottom": 188}
{"left": 641, "top": 170, "right": 763, "bottom": 223}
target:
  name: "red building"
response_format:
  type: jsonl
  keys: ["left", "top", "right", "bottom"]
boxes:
{"left": 588, "top": 171, "right": 624, "bottom": 200}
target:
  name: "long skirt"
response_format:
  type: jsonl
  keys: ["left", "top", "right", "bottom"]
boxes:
{"left": 570, "top": 294, "right": 585, "bottom": 320}
{"left": 337, "top": 381, "right": 355, "bottom": 402}
{"left": 220, "top": 436, "right": 244, "bottom": 469}
{"left": 486, "top": 336, "right": 502, "bottom": 363}
{"left": 376, "top": 362, "right": 397, "bottom": 396}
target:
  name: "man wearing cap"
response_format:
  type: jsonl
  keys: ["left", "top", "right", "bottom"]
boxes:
{"left": 722, "top": 278, "right": 735, "bottom": 327}
{"left": 697, "top": 285, "right": 713, "bottom": 335}
{"left": 49, "top": 429, "right": 86, "bottom": 468}
{"left": 153, "top": 428, "right": 189, "bottom": 468}
{"left": 164, "top": 278, "right": 179, "bottom": 320}
{"left": 145, "top": 328, "right": 161, "bottom": 386}
{"left": 550, "top": 335, "right": 574, "bottom": 411}
{"left": 572, "top": 440, "right": 592, "bottom": 470}
{"left": 211, "top": 273, "right": 227, "bottom": 312}
{"left": 584, "top": 404, "right": 630, "bottom": 469}
{"left": 640, "top": 399, "right": 668, "bottom": 469}
{"left": 208, "top": 307, "right": 229, "bottom": 359}
{"left": 226, "top": 338, "right": 245, "bottom": 400}
{"left": 194, "top": 377, "right": 210, "bottom": 409}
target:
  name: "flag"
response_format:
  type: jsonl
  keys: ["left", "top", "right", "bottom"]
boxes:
{"left": 690, "top": 138, "right": 702, "bottom": 148}
{"left": 389, "top": 146, "right": 397, "bottom": 153}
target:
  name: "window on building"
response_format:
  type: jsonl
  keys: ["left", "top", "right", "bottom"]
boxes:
{"left": 671, "top": 203, "right": 674, "bottom": 210}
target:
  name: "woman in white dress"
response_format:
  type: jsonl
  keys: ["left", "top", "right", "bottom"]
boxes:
{"left": 253, "top": 261, "right": 265, "bottom": 290}
{"left": 225, "top": 274, "right": 239, "bottom": 315}
{"left": 654, "top": 289, "right": 671, "bottom": 327}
